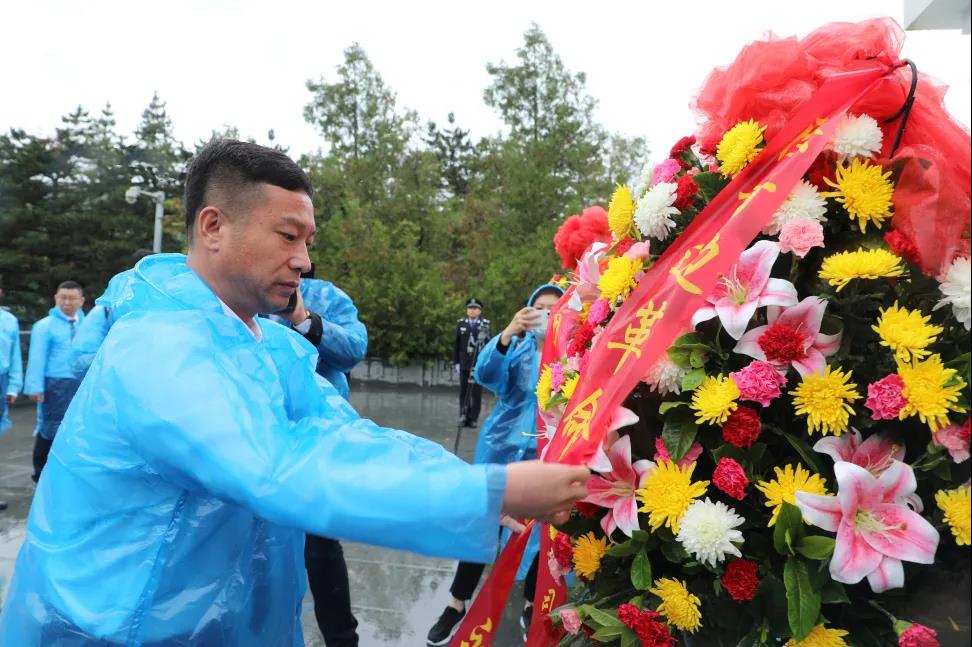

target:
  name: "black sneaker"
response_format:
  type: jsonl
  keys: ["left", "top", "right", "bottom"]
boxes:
{"left": 427, "top": 606, "right": 465, "bottom": 646}
{"left": 0, "top": 501, "right": 7, "bottom": 511}
{"left": 520, "top": 604, "right": 533, "bottom": 640}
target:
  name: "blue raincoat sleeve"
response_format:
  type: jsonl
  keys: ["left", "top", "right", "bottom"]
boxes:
{"left": 107, "top": 314, "right": 505, "bottom": 563}
{"left": 4, "top": 315, "right": 23, "bottom": 396}
{"left": 473, "top": 334, "right": 514, "bottom": 392}
{"left": 24, "top": 319, "right": 49, "bottom": 395}
{"left": 70, "top": 305, "right": 111, "bottom": 378}
{"left": 302, "top": 280, "right": 367, "bottom": 373}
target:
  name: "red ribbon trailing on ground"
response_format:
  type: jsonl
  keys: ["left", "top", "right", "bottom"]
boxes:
{"left": 453, "top": 62, "right": 899, "bottom": 647}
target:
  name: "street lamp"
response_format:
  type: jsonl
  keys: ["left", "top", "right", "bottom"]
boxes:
{"left": 125, "top": 186, "right": 165, "bottom": 253}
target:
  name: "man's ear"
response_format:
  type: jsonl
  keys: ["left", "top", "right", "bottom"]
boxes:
{"left": 194, "top": 206, "right": 226, "bottom": 250}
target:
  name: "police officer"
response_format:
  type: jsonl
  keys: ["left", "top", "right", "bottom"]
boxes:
{"left": 453, "top": 298, "right": 489, "bottom": 428}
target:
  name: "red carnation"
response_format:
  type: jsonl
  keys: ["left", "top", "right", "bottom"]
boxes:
{"left": 899, "top": 623, "right": 940, "bottom": 647}
{"left": 615, "top": 236, "right": 635, "bottom": 256}
{"left": 617, "top": 603, "right": 642, "bottom": 629}
{"left": 722, "top": 406, "right": 762, "bottom": 448}
{"left": 713, "top": 457, "right": 749, "bottom": 500}
{"left": 806, "top": 152, "right": 837, "bottom": 191}
{"left": 553, "top": 206, "right": 613, "bottom": 270}
{"left": 552, "top": 532, "right": 574, "bottom": 569}
{"left": 884, "top": 229, "right": 922, "bottom": 267}
{"left": 567, "top": 321, "right": 596, "bottom": 357}
{"left": 669, "top": 135, "right": 697, "bottom": 168}
{"left": 635, "top": 610, "right": 675, "bottom": 646}
{"left": 722, "top": 559, "right": 761, "bottom": 602}
{"left": 674, "top": 174, "right": 699, "bottom": 210}
{"left": 963, "top": 417, "right": 971, "bottom": 442}
{"left": 574, "top": 500, "right": 601, "bottom": 519}
{"left": 757, "top": 322, "right": 809, "bottom": 365}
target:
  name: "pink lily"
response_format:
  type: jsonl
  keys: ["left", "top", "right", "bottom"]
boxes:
{"left": 692, "top": 240, "right": 798, "bottom": 340}
{"left": 572, "top": 242, "right": 609, "bottom": 304}
{"left": 734, "top": 296, "right": 842, "bottom": 377}
{"left": 653, "top": 437, "right": 704, "bottom": 469}
{"left": 583, "top": 435, "right": 655, "bottom": 537}
{"left": 795, "top": 461, "right": 939, "bottom": 593}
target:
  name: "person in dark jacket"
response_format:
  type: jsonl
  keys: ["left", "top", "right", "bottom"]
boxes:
{"left": 453, "top": 298, "right": 489, "bottom": 427}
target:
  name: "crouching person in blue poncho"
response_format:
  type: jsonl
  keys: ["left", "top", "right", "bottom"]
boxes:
{"left": 0, "top": 140, "right": 589, "bottom": 646}
{"left": 427, "top": 282, "right": 564, "bottom": 646}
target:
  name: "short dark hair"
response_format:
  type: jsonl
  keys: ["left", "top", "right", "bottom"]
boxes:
{"left": 131, "top": 249, "right": 153, "bottom": 265}
{"left": 184, "top": 139, "right": 313, "bottom": 239}
{"left": 57, "top": 280, "right": 83, "bottom": 294}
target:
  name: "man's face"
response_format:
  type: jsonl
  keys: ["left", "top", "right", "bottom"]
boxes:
{"left": 214, "top": 184, "right": 316, "bottom": 317}
{"left": 54, "top": 288, "right": 84, "bottom": 317}
{"left": 466, "top": 306, "right": 482, "bottom": 320}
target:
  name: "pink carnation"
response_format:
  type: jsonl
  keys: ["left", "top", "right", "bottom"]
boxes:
{"left": 654, "top": 437, "right": 703, "bottom": 468}
{"left": 866, "top": 374, "right": 908, "bottom": 420}
{"left": 566, "top": 355, "right": 582, "bottom": 373}
{"left": 932, "top": 418, "right": 971, "bottom": 463}
{"left": 778, "top": 219, "right": 825, "bottom": 258}
{"left": 899, "top": 623, "right": 940, "bottom": 647}
{"left": 624, "top": 241, "right": 651, "bottom": 260}
{"left": 650, "top": 158, "right": 682, "bottom": 186}
{"left": 588, "top": 299, "right": 610, "bottom": 326}
{"left": 550, "top": 362, "right": 565, "bottom": 391}
{"left": 730, "top": 360, "right": 788, "bottom": 407}
{"left": 560, "top": 608, "right": 582, "bottom": 635}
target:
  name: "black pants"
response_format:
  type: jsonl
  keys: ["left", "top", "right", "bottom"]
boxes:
{"left": 305, "top": 534, "right": 358, "bottom": 647}
{"left": 449, "top": 555, "right": 538, "bottom": 603}
{"left": 458, "top": 368, "right": 482, "bottom": 424}
{"left": 32, "top": 435, "right": 54, "bottom": 483}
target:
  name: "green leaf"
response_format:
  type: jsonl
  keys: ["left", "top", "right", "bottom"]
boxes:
{"left": 781, "top": 432, "right": 826, "bottom": 475}
{"left": 631, "top": 530, "right": 652, "bottom": 543}
{"left": 694, "top": 171, "right": 730, "bottom": 203}
{"left": 795, "top": 535, "right": 835, "bottom": 560}
{"left": 607, "top": 539, "right": 641, "bottom": 557}
{"left": 631, "top": 550, "right": 653, "bottom": 590}
{"left": 660, "top": 541, "right": 687, "bottom": 564}
{"left": 681, "top": 367, "right": 706, "bottom": 391}
{"left": 620, "top": 627, "right": 640, "bottom": 647}
{"left": 662, "top": 408, "right": 699, "bottom": 462}
{"left": 583, "top": 605, "right": 624, "bottom": 628}
{"left": 667, "top": 346, "right": 693, "bottom": 369}
{"left": 773, "top": 503, "right": 804, "bottom": 556}
{"left": 689, "top": 348, "right": 708, "bottom": 368}
{"left": 658, "top": 400, "right": 687, "bottom": 415}
{"left": 820, "top": 581, "right": 850, "bottom": 605}
{"left": 784, "top": 558, "right": 822, "bottom": 642}
{"left": 590, "top": 625, "right": 625, "bottom": 641}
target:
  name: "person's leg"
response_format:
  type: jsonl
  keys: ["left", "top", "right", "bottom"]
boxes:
{"left": 468, "top": 382, "right": 482, "bottom": 425}
{"left": 304, "top": 534, "right": 358, "bottom": 647}
{"left": 458, "top": 368, "right": 471, "bottom": 424}
{"left": 32, "top": 435, "right": 54, "bottom": 483}
{"left": 428, "top": 561, "right": 487, "bottom": 645}
{"left": 449, "top": 561, "right": 487, "bottom": 604}
{"left": 520, "top": 555, "right": 540, "bottom": 636}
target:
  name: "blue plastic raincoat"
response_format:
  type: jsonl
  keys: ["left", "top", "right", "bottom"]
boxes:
{"left": 0, "top": 254, "right": 505, "bottom": 646}
{"left": 0, "top": 307, "right": 23, "bottom": 434}
{"left": 270, "top": 278, "right": 367, "bottom": 400}
{"left": 70, "top": 268, "right": 136, "bottom": 377}
{"left": 24, "top": 305, "right": 84, "bottom": 439}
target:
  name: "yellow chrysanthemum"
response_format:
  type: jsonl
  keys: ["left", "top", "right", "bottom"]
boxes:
{"left": 691, "top": 375, "right": 740, "bottom": 426}
{"left": 935, "top": 485, "right": 971, "bottom": 546}
{"left": 790, "top": 366, "right": 861, "bottom": 436}
{"left": 608, "top": 184, "right": 635, "bottom": 240}
{"left": 716, "top": 119, "right": 766, "bottom": 178}
{"left": 536, "top": 364, "right": 553, "bottom": 410}
{"left": 822, "top": 158, "right": 894, "bottom": 233}
{"left": 756, "top": 464, "right": 830, "bottom": 526}
{"left": 636, "top": 461, "right": 709, "bottom": 533}
{"left": 818, "top": 248, "right": 905, "bottom": 292}
{"left": 561, "top": 374, "right": 580, "bottom": 402}
{"left": 785, "top": 625, "right": 850, "bottom": 647}
{"left": 872, "top": 302, "right": 943, "bottom": 363}
{"left": 650, "top": 578, "right": 702, "bottom": 633}
{"left": 598, "top": 255, "right": 642, "bottom": 304}
{"left": 572, "top": 531, "right": 609, "bottom": 579}
{"left": 898, "top": 354, "right": 968, "bottom": 432}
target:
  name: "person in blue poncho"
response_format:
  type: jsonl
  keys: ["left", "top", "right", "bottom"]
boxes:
{"left": 23, "top": 280, "right": 85, "bottom": 482}
{"left": 427, "top": 282, "right": 563, "bottom": 646}
{"left": 0, "top": 139, "right": 588, "bottom": 646}
{"left": 1, "top": 285, "right": 23, "bottom": 512}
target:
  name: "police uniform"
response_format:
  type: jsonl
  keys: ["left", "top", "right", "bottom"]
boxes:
{"left": 453, "top": 299, "right": 489, "bottom": 427}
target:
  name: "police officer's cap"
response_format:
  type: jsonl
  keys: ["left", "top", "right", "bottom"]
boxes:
{"left": 465, "top": 298, "right": 483, "bottom": 309}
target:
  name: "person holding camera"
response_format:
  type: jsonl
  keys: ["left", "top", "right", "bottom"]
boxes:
{"left": 428, "top": 282, "right": 564, "bottom": 646}
{"left": 453, "top": 298, "right": 489, "bottom": 428}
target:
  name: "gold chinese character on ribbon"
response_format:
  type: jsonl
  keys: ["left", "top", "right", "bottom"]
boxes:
{"left": 460, "top": 618, "right": 494, "bottom": 647}
{"left": 607, "top": 300, "right": 668, "bottom": 374}
{"left": 778, "top": 118, "right": 827, "bottom": 160}
{"left": 732, "top": 182, "right": 778, "bottom": 217}
{"left": 669, "top": 234, "right": 721, "bottom": 295}
{"left": 558, "top": 388, "right": 604, "bottom": 459}
{"left": 541, "top": 588, "right": 557, "bottom": 613}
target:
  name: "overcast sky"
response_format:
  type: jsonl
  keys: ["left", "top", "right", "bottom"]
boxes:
{"left": 1, "top": 0, "right": 969, "bottom": 163}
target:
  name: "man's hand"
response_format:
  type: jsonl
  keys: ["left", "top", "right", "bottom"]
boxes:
{"left": 30, "top": 394, "right": 44, "bottom": 403}
{"left": 502, "top": 461, "right": 590, "bottom": 525}
{"left": 6, "top": 394, "right": 16, "bottom": 406}
{"left": 281, "top": 286, "right": 309, "bottom": 326}
{"left": 501, "top": 307, "right": 542, "bottom": 347}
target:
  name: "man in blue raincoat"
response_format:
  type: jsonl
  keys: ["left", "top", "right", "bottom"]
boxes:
{"left": 427, "top": 283, "right": 564, "bottom": 646}
{"left": 23, "top": 280, "right": 85, "bottom": 482}
{"left": 0, "top": 285, "right": 24, "bottom": 512}
{"left": 0, "top": 139, "right": 588, "bottom": 646}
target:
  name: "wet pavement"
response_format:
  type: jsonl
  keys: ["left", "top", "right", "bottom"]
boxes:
{"left": 0, "top": 385, "right": 529, "bottom": 646}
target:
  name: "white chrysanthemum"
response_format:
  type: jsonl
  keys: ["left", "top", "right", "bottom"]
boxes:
{"left": 629, "top": 162, "right": 653, "bottom": 200}
{"left": 676, "top": 498, "right": 744, "bottom": 568}
{"left": 934, "top": 256, "right": 972, "bottom": 331}
{"left": 763, "top": 180, "right": 828, "bottom": 235}
{"left": 829, "top": 113, "right": 883, "bottom": 160}
{"left": 634, "top": 182, "right": 679, "bottom": 240}
{"left": 644, "top": 356, "right": 688, "bottom": 396}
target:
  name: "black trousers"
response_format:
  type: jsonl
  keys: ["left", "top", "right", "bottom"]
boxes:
{"left": 305, "top": 534, "right": 358, "bottom": 647}
{"left": 32, "top": 435, "right": 55, "bottom": 483}
{"left": 458, "top": 368, "right": 482, "bottom": 424}
{"left": 449, "top": 555, "right": 538, "bottom": 603}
